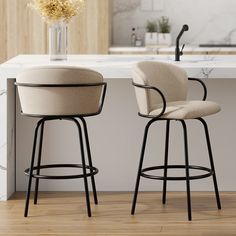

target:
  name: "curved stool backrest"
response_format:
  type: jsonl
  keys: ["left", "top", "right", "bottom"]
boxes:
{"left": 132, "top": 61, "right": 188, "bottom": 115}
{"left": 16, "top": 66, "right": 106, "bottom": 117}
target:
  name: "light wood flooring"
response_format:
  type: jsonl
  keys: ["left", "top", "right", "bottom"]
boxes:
{"left": 0, "top": 192, "right": 236, "bottom": 235}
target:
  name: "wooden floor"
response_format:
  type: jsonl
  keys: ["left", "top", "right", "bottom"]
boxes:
{"left": 0, "top": 192, "right": 236, "bottom": 235}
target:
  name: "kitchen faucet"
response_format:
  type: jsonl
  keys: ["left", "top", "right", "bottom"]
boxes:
{"left": 175, "top": 24, "right": 189, "bottom": 61}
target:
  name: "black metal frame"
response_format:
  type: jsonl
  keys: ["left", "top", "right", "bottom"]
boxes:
{"left": 131, "top": 78, "right": 221, "bottom": 221}
{"left": 15, "top": 82, "right": 107, "bottom": 218}
{"left": 188, "top": 77, "right": 207, "bottom": 101}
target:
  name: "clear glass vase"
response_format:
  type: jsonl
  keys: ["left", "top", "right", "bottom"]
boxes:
{"left": 49, "top": 21, "right": 68, "bottom": 61}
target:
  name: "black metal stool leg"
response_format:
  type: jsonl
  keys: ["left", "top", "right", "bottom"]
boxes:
{"left": 24, "top": 120, "right": 43, "bottom": 217}
{"left": 180, "top": 120, "right": 192, "bottom": 221}
{"left": 162, "top": 120, "right": 170, "bottom": 205}
{"left": 79, "top": 117, "right": 98, "bottom": 205}
{"left": 34, "top": 121, "right": 45, "bottom": 205}
{"left": 131, "top": 119, "right": 157, "bottom": 215}
{"left": 73, "top": 119, "right": 92, "bottom": 217}
{"left": 198, "top": 118, "right": 221, "bottom": 210}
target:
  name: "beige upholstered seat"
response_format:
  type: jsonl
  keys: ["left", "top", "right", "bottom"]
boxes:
{"left": 132, "top": 61, "right": 221, "bottom": 119}
{"left": 16, "top": 66, "right": 107, "bottom": 218}
{"left": 16, "top": 66, "right": 104, "bottom": 116}
{"left": 149, "top": 100, "right": 220, "bottom": 119}
{"left": 131, "top": 61, "right": 222, "bottom": 221}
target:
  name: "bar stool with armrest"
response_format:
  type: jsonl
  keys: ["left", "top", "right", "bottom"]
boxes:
{"left": 15, "top": 66, "right": 107, "bottom": 217}
{"left": 131, "top": 61, "right": 221, "bottom": 221}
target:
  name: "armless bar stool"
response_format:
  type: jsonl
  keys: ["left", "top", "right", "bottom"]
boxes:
{"left": 16, "top": 66, "right": 107, "bottom": 217}
{"left": 131, "top": 61, "right": 221, "bottom": 221}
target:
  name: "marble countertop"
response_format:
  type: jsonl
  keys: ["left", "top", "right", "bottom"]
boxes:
{"left": 158, "top": 46, "right": 236, "bottom": 54}
{"left": 109, "top": 46, "right": 236, "bottom": 54}
{"left": 1, "top": 54, "right": 236, "bottom": 79}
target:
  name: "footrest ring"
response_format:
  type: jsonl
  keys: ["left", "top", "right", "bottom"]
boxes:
{"left": 24, "top": 164, "right": 98, "bottom": 180}
{"left": 140, "top": 165, "right": 213, "bottom": 181}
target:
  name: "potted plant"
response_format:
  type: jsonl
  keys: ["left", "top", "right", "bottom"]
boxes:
{"left": 158, "top": 16, "right": 172, "bottom": 46}
{"left": 145, "top": 20, "right": 158, "bottom": 46}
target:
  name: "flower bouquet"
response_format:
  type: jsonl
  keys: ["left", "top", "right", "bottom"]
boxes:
{"left": 29, "top": 0, "right": 86, "bottom": 60}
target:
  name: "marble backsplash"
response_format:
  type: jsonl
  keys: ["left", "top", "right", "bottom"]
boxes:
{"left": 113, "top": 0, "right": 236, "bottom": 46}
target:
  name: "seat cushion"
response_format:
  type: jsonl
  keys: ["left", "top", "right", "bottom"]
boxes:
{"left": 149, "top": 100, "right": 221, "bottom": 119}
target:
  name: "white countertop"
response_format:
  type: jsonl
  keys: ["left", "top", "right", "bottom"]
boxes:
{"left": 1, "top": 54, "right": 236, "bottom": 79}
{"left": 109, "top": 46, "right": 236, "bottom": 54}
{"left": 158, "top": 46, "right": 236, "bottom": 54}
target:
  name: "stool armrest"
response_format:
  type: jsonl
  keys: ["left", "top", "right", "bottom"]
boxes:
{"left": 188, "top": 77, "right": 207, "bottom": 101}
{"left": 132, "top": 82, "right": 166, "bottom": 118}
{"left": 98, "top": 82, "right": 107, "bottom": 115}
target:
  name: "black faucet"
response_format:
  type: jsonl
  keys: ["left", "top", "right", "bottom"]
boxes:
{"left": 175, "top": 24, "right": 189, "bottom": 61}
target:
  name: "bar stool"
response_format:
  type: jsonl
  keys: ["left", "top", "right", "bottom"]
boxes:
{"left": 15, "top": 66, "right": 107, "bottom": 217}
{"left": 131, "top": 61, "right": 221, "bottom": 221}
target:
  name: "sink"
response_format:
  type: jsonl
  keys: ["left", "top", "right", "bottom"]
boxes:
{"left": 177, "top": 58, "right": 212, "bottom": 63}
{"left": 199, "top": 44, "right": 236, "bottom": 47}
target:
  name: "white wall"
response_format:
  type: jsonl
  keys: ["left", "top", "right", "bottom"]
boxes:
{"left": 113, "top": 0, "right": 236, "bottom": 46}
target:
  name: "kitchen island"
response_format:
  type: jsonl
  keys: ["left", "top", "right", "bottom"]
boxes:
{"left": 1, "top": 54, "right": 236, "bottom": 200}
